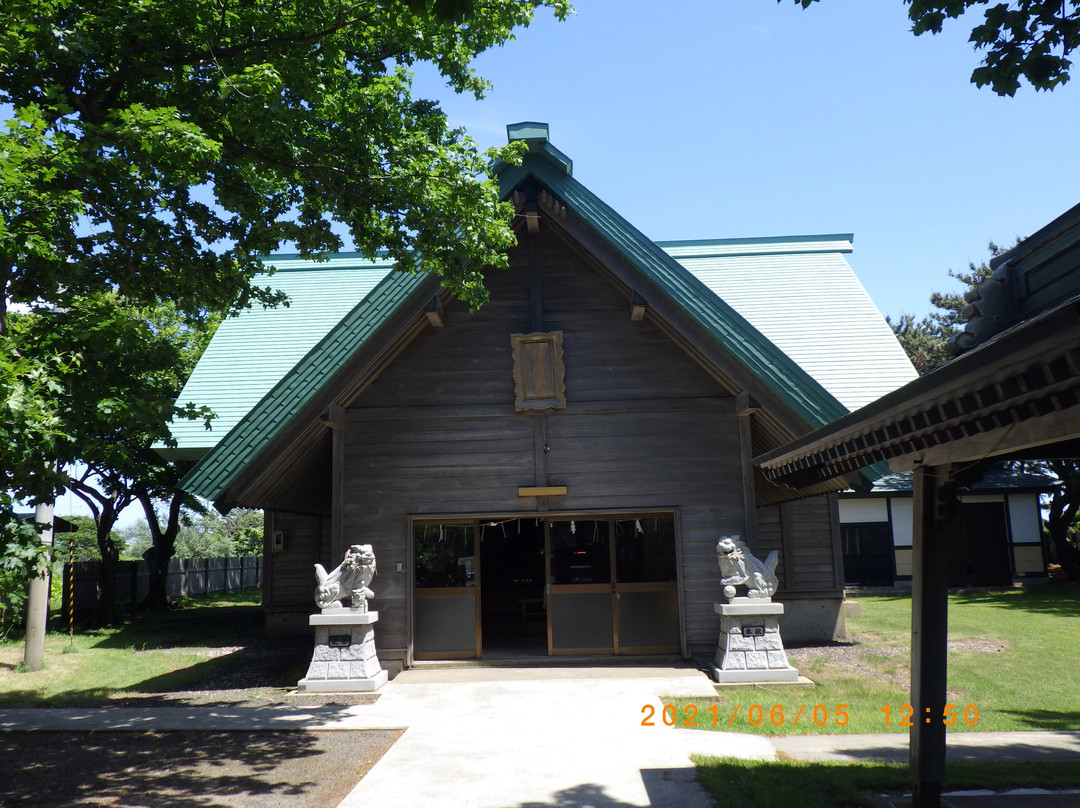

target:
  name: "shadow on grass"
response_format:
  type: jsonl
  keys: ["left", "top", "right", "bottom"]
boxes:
{"left": 696, "top": 757, "right": 910, "bottom": 808}
{"left": 996, "top": 708, "right": 1080, "bottom": 733}
{"left": 0, "top": 636, "right": 311, "bottom": 707}
{"left": 127, "top": 639, "right": 310, "bottom": 692}
{"left": 86, "top": 603, "right": 267, "bottom": 652}
{"left": 949, "top": 582, "right": 1080, "bottom": 616}
{"left": 694, "top": 758, "right": 1080, "bottom": 808}
{"left": 0, "top": 729, "right": 401, "bottom": 808}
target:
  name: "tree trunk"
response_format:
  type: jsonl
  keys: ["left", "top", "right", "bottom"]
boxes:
{"left": 1046, "top": 461, "right": 1080, "bottom": 581}
{"left": 91, "top": 537, "right": 121, "bottom": 626}
{"left": 89, "top": 502, "right": 123, "bottom": 627}
{"left": 139, "top": 489, "right": 183, "bottom": 611}
{"left": 142, "top": 544, "right": 173, "bottom": 610}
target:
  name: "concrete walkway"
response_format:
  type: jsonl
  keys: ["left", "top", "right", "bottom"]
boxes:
{"left": 333, "top": 666, "right": 777, "bottom": 808}
{"left": 2, "top": 666, "right": 1079, "bottom": 808}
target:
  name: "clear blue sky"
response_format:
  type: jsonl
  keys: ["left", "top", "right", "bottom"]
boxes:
{"left": 412, "top": 0, "right": 1080, "bottom": 320}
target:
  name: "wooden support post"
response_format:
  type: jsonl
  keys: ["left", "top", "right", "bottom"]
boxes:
{"left": 528, "top": 213, "right": 543, "bottom": 333}
{"left": 328, "top": 404, "right": 346, "bottom": 560}
{"left": 910, "top": 463, "right": 952, "bottom": 808}
{"left": 736, "top": 409, "right": 759, "bottom": 552}
{"left": 533, "top": 415, "right": 548, "bottom": 487}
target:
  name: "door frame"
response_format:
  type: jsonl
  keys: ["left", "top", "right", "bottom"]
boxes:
{"left": 408, "top": 509, "right": 686, "bottom": 665}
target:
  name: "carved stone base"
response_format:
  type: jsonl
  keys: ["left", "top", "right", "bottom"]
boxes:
{"left": 711, "top": 599, "right": 799, "bottom": 684}
{"left": 297, "top": 610, "right": 388, "bottom": 692}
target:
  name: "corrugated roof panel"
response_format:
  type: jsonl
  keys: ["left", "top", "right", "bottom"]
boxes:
{"left": 661, "top": 242, "right": 918, "bottom": 412}
{"left": 182, "top": 269, "right": 432, "bottom": 499}
{"left": 178, "top": 149, "right": 897, "bottom": 500}
{"left": 166, "top": 255, "right": 394, "bottom": 454}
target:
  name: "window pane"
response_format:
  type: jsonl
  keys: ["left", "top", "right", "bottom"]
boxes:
{"left": 415, "top": 523, "right": 476, "bottom": 587}
{"left": 549, "top": 520, "right": 610, "bottom": 584}
{"left": 615, "top": 517, "right": 677, "bottom": 583}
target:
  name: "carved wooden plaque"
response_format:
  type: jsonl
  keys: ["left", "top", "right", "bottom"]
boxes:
{"left": 510, "top": 331, "right": 566, "bottom": 411}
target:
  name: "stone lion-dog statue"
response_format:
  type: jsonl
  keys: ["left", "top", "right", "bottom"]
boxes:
{"left": 716, "top": 536, "right": 778, "bottom": 600}
{"left": 314, "top": 544, "right": 376, "bottom": 611}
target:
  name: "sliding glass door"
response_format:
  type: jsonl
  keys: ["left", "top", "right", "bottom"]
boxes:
{"left": 413, "top": 523, "right": 480, "bottom": 659}
{"left": 412, "top": 514, "right": 680, "bottom": 660}
{"left": 548, "top": 519, "right": 614, "bottom": 654}
{"left": 547, "top": 515, "right": 680, "bottom": 656}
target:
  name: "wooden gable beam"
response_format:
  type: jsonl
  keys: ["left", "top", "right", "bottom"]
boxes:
{"left": 424, "top": 296, "right": 445, "bottom": 328}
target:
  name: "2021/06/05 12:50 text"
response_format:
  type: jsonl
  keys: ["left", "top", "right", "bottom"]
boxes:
{"left": 640, "top": 703, "right": 979, "bottom": 728}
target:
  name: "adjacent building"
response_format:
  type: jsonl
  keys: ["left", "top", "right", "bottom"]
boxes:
{"left": 839, "top": 469, "right": 1055, "bottom": 587}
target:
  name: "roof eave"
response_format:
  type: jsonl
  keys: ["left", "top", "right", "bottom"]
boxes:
{"left": 756, "top": 294, "right": 1080, "bottom": 490}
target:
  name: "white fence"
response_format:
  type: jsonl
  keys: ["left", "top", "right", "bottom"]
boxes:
{"left": 61, "top": 556, "right": 262, "bottom": 614}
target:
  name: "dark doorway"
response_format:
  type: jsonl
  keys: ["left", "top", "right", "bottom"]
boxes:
{"left": 842, "top": 523, "right": 895, "bottom": 586}
{"left": 479, "top": 518, "right": 546, "bottom": 657}
{"left": 948, "top": 502, "right": 1012, "bottom": 587}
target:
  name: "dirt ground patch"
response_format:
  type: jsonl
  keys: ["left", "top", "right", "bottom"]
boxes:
{"left": 787, "top": 638, "right": 1010, "bottom": 693}
{"left": 94, "top": 687, "right": 380, "bottom": 708}
{"left": 0, "top": 729, "right": 402, "bottom": 807}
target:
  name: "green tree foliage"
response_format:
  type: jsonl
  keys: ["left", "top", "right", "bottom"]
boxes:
{"left": 0, "top": 324, "right": 73, "bottom": 504}
{"left": 115, "top": 521, "right": 153, "bottom": 560}
{"left": 197, "top": 509, "right": 265, "bottom": 557}
{"left": 12, "top": 294, "right": 217, "bottom": 621}
{"left": 119, "top": 509, "right": 264, "bottom": 559}
{"left": 782, "top": 1, "right": 1080, "bottom": 94}
{"left": 0, "top": 0, "right": 570, "bottom": 326}
{"left": 0, "top": 0, "right": 570, "bottom": 614}
{"left": 884, "top": 243, "right": 1001, "bottom": 375}
{"left": 0, "top": 501, "right": 49, "bottom": 638}
{"left": 53, "top": 515, "right": 102, "bottom": 562}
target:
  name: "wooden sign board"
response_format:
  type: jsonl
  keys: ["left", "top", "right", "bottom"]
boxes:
{"left": 510, "top": 331, "right": 566, "bottom": 411}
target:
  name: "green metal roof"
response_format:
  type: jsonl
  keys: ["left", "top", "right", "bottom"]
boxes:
{"left": 180, "top": 267, "right": 430, "bottom": 500}
{"left": 177, "top": 126, "right": 911, "bottom": 503}
{"left": 164, "top": 255, "right": 395, "bottom": 458}
{"left": 661, "top": 237, "right": 918, "bottom": 411}
{"left": 857, "top": 468, "right": 1060, "bottom": 495}
{"left": 498, "top": 156, "right": 851, "bottom": 431}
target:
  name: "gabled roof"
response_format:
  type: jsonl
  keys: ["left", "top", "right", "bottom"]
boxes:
{"left": 181, "top": 268, "right": 434, "bottom": 501}
{"left": 165, "top": 255, "right": 396, "bottom": 460}
{"left": 661, "top": 237, "right": 917, "bottom": 411}
{"left": 497, "top": 152, "right": 850, "bottom": 431}
{"left": 177, "top": 123, "right": 907, "bottom": 505}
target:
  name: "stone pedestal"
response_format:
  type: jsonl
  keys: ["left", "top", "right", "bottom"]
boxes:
{"left": 712, "top": 599, "right": 799, "bottom": 684}
{"left": 297, "top": 610, "right": 388, "bottom": 692}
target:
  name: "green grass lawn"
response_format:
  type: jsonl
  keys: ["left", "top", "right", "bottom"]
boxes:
{"left": 0, "top": 589, "right": 306, "bottom": 706}
{"left": 694, "top": 757, "right": 1080, "bottom": 808}
{"left": 687, "top": 584, "right": 1080, "bottom": 806}
{"left": 667, "top": 583, "right": 1080, "bottom": 736}
{"left": 6, "top": 583, "right": 1077, "bottom": 805}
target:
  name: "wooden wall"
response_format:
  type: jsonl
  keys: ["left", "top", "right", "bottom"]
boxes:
{"left": 269, "top": 225, "right": 843, "bottom": 658}
{"left": 264, "top": 511, "right": 330, "bottom": 613}
{"left": 756, "top": 495, "right": 844, "bottom": 596}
